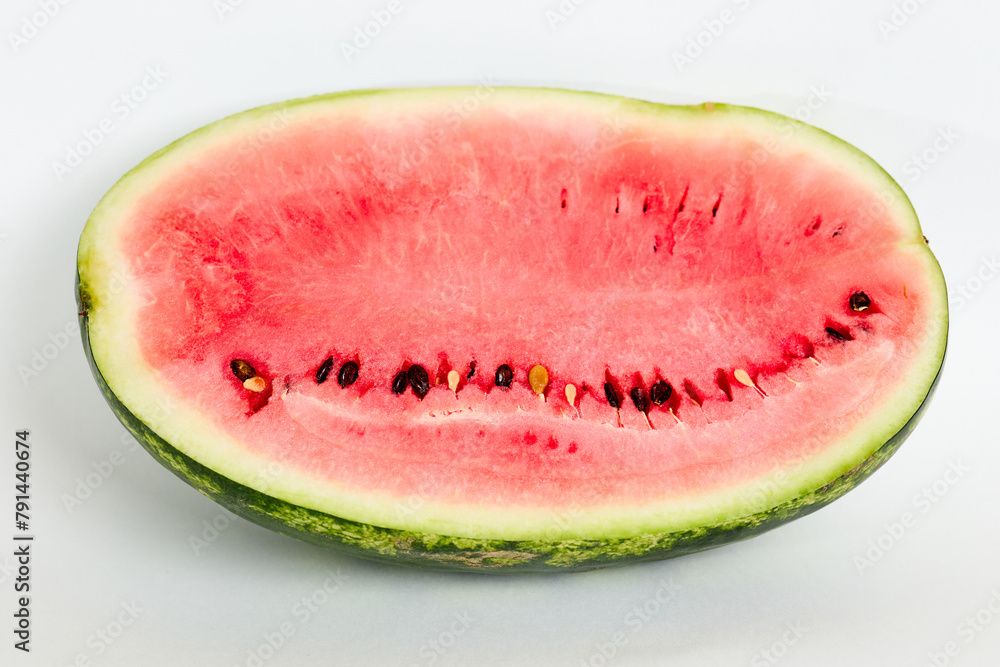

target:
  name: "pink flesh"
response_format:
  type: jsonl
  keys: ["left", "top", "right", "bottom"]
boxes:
{"left": 122, "top": 104, "right": 933, "bottom": 508}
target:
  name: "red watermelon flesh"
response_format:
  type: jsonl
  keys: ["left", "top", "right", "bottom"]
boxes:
{"left": 78, "top": 89, "right": 946, "bottom": 551}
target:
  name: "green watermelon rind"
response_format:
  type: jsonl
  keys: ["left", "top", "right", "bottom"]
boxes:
{"left": 76, "top": 87, "right": 948, "bottom": 571}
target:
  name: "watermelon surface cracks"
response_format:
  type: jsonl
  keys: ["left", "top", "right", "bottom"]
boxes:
{"left": 76, "top": 88, "right": 947, "bottom": 571}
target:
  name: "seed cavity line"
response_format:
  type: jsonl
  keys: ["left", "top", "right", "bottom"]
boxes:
{"left": 227, "top": 292, "right": 873, "bottom": 429}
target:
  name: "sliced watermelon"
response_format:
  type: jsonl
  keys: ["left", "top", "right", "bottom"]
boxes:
{"left": 76, "top": 88, "right": 947, "bottom": 571}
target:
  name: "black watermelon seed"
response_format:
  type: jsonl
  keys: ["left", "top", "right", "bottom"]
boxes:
{"left": 495, "top": 364, "right": 514, "bottom": 388}
{"left": 630, "top": 387, "right": 649, "bottom": 413}
{"left": 826, "top": 326, "right": 849, "bottom": 341}
{"left": 315, "top": 357, "right": 334, "bottom": 384}
{"left": 850, "top": 292, "right": 872, "bottom": 312}
{"left": 604, "top": 382, "right": 621, "bottom": 409}
{"left": 337, "top": 361, "right": 359, "bottom": 388}
{"left": 650, "top": 380, "right": 673, "bottom": 406}
{"left": 467, "top": 361, "right": 477, "bottom": 379}
{"left": 408, "top": 364, "right": 430, "bottom": 399}
{"left": 392, "top": 370, "right": 409, "bottom": 395}
{"left": 230, "top": 359, "right": 256, "bottom": 382}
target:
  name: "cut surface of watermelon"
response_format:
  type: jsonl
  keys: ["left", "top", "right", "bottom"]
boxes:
{"left": 77, "top": 88, "right": 947, "bottom": 570}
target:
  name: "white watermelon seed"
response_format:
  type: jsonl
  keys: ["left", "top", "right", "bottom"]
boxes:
{"left": 243, "top": 376, "right": 266, "bottom": 392}
{"left": 734, "top": 368, "right": 766, "bottom": 398}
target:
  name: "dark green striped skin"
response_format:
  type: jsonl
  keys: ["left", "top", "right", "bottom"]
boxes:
{"left": 78, "top": 275, "right": 943, "bottom": 572}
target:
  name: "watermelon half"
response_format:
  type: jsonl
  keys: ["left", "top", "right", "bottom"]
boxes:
{"left": 76, "top": 88, "right": 947, "bottom": 571}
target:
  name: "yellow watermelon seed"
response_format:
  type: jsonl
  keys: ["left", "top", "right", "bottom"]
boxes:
{"left": 528, "top": 365, "right": 549, "bottom": 399}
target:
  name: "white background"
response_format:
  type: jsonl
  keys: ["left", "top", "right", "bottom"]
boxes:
{"left": 3, "top": 1, "right": 1000, "bottom": 665}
